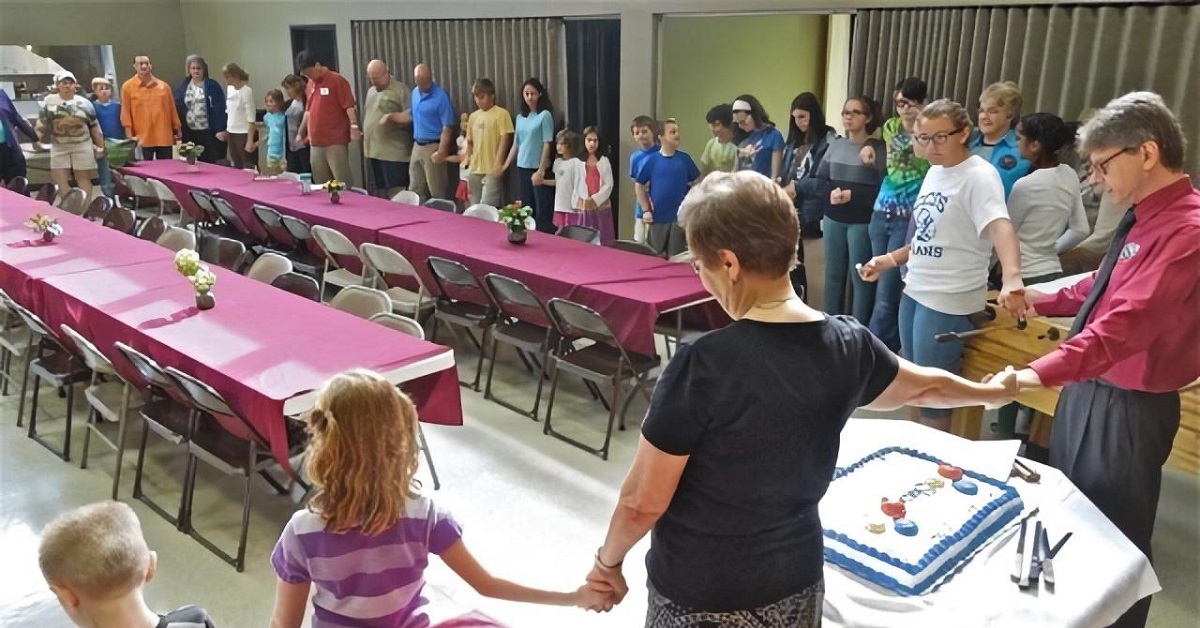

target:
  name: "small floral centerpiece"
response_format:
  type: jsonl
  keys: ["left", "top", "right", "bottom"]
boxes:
{"left": 26, "top": 212, "right": 64, "bottom": 243}
{"left": 179, "top": 141, "right": 205, "bottom": 166}
{"left": 326, "top": 179, "right": 346, "bottom": 204}
{"left": 499, "top": 201, "right": 533, "bottom": 244}
{"left": 174, "top": 249, "right": 217, "bottom": 309}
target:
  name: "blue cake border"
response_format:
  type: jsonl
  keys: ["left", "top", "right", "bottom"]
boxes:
{"left": 822, "top": 446, "right": 1023, "bottom": 596}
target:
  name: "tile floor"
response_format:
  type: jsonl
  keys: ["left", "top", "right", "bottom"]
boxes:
{"left": 0, "top": 320, "right": 1196, "bottom": 627}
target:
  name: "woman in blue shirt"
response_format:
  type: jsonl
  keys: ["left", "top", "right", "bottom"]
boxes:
{"left": 0, "top": 88, "right": 38, "bottom": 183}
{"left": 503, "top": 78, "right": 556, "bottom": 233}
{"left": 969, "top": 81, "right": 1030, "bottom": 198}
{"left": 731, "top": 94, "right": 784, "bottom": 182}
{"left": 174, "top": 54, "right": 227, "bottom": 163}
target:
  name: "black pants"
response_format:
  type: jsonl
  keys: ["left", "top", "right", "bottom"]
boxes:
{"left": 286, "top": 146, "right": 311, "bottom": 175}
{"left": 516, "top": 166, "right": 556, "bottom": 234}
{"left": 1050, "top": 379, "right": 1180, "bottom": 628}
{"left": 181, "top": 126, "right": 224, "bottom": 164}
{"left": 0, "top": 145, "right": 27, "bottom": 182}
{"left": 141, "top": 146, "right": 173, "bottom": 161}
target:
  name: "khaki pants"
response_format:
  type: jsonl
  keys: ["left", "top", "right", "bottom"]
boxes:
{"left": 409, "top": 143, "right": 448, "bottom": 201}
{"left": 311, "top": 144, "right": 351, "bottom": 185}
{"left": 468, "top": 173, "right": 504, "bottom": 207}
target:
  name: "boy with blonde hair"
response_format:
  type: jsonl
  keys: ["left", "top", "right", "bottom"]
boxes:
{"left": 38, "top": 501, "right": 216, "bottom": 628}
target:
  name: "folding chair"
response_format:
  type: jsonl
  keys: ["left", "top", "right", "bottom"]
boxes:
{"left": 426, "top": 256, "right": 496, "bottom": 390}
{"left": 5, "top": 175, "right": 29, "bottom": 195}
{"left": 270, "top": 272, "right": 321, "bottom": 301}
{"left": 543, "top": 298, "right": 661, "bottom": 460}
{"left": 369, "top": 312, "right": 441, "bottom": 489}
{"left": 123, "top": 174, "right": 157, "bottom": 213}
{"left": 462, "top": 204, "right": 499, "bottom": 221}
{"left": 101, "top": 206, "right": 137, "bottom": 234}
{"left": 59, "top": 325, "right": 144, "bottom": 499}
{"left": 136, "top": 215, "right": 167, "bottom": 242}
{"left": 199, "top": 234, "right": 248, "bottom": 272}
{"left": 359, "top": 243, "right": 433, "bottom": 319}
{"left": 33, "top": 182, "right": 59, "bottom": 204}
{"left": 0, "top": 288, "right": 31, "bottom": 396}
{"left": 55, "top": 188, "right": 88, "bottom": 215}
{"left": 391, "top": 190, "right": 420, "bottom": 205}
{"left": 246, "top": 252, "right": 293, "bottom": 284}
{"left": 329, "top": 285, "right": 391, "bottom": 320}
{"left": 9, "top": 301, "right": 91, "bottom": 460}
{"left": 310, "top": 225, "right": 367, "bottom": 301}
{"left": 184, "top": 188, "right": 218, "bottom": 229}
{"left": 157, "top": 226, "right": 197, "bottom": 252}
{"left": 82, "top": 195, "right": 114, "bottom": 221}
{"left": 147, "top": 178, "right": 182, "bottom": 217}
{"left": 558, "top": 224, "right": 598, "bottom": 243}
{"left": 482, "top": 274, "right": 556, "bottom": 421}
{"left": 608, "top": 239, "right": 659, "bottom": 256}
{"left": 165, "top": 367, "right": 308, "bottom": 572}
{"left": 424, "top": 198, "right": 457, "bottom": 213}
{"left": 278, "top": 214, "right": 325, "bottom": 277}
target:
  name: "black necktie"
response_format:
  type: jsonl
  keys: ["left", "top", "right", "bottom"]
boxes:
{"left": 1069, "top": 208, "right": 1137, "bottom": 337}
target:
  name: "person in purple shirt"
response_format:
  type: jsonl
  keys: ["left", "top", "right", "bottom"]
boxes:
{"left": 269, "top": 370, "right": 608, "bottom": 628}
{"left": 0, "top": 88, "right": 39, "bottom": 182}
{"left": 635, "top": 118, "right": 701, "bottom": 258}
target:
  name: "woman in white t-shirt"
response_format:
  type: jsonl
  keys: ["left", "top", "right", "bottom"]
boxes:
{"left": 220, "top": 63, "right": 257, "bottom": 170}
{"left": 1008, "top": 113, "right": 1090, "bottom": 283}
{"left": 858, "top": 99, "right": 1025, "bottom": 432}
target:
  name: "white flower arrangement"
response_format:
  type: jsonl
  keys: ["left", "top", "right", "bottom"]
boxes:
{"left": 25, "top": 213, "right": 64, "bottom": 236}
{"left": 188, "top": 265, "right": 217, "bottom": 295}
{"left": 174, "top": 248, "right": 201, "bottom": 277}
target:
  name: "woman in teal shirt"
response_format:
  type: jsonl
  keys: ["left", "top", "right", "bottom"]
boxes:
{"left": 503, "top": 78, "right": 556, "bottom": 232}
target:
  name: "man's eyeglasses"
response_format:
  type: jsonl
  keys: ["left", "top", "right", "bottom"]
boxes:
{"left": 1085, "top": 146, "right": 1140, "bottom": 179}
{"left": 913, "top": 127, "right": 966, "bottom": 146}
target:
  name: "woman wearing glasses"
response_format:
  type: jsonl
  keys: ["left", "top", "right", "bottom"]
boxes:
{"left": 859, "top": 99, "right": 1025, "bottom": 432}
{"left": 812, "top": 95, "right": 886, "bottom": 324}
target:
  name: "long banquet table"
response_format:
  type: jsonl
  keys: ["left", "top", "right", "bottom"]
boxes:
{"left": 121, "top": 160, "right": 726, "bottom": 357}
{"left": 0, "top": 188, "right": 462, "bottom": 471}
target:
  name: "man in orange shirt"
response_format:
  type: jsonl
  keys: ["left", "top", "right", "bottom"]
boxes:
{"left": 120, "top": 55, "right": 180, "bottom": 160}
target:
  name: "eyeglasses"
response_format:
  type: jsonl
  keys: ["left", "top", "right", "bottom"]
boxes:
{"left": 894, "top": 99, "right": 917, "bottom": 110}
{"left": 1086, "top": 146, "right": 1140, "bottom": 179}
{"left": 913, "top": 127, "right": 966, "bottom": 146}
{"left": 842, "top": 109, "right": 866, "bottom": 117}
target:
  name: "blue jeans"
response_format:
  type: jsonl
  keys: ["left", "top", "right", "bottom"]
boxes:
{"left": 867, "top": 211, "right": 910, "bottom": 351}
{"left": 899, "top": 294, "right": 973, "bottom": 419}
{"left": 822, "top": 217, "right": 874, "bottom": 324}
{"left": 95, "top": 154, "right": 114, "bottom": 198}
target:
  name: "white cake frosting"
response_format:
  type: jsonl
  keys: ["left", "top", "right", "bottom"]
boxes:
{"left": 820, "top": 447, "right": 1024, "bottom": 595}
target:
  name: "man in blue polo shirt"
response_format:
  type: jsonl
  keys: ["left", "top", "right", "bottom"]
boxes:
{"left": 409, "top": 63, "right": 455, "bottom": 201}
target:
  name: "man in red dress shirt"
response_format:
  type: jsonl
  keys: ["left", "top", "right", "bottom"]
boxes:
{"left": 1010, "top": 92, "right": 1199, "bottom": 628}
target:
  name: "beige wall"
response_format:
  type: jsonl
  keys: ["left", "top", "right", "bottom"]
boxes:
{"left": 0, "top": 1, "right": 186, "bottom": 87}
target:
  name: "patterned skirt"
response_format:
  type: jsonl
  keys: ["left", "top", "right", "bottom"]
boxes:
{"left": 645, "top": 579, "right": 823, "bottom": 628}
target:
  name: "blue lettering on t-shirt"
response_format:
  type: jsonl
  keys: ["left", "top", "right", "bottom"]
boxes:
{"left": 911, "top": 191, "right": 948, "bottom": 258}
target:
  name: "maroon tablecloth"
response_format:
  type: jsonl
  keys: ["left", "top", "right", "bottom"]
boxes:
{"left": 120, "top": 159, "right": 258, "bottom": 223}
{"left": 0, "top": 194, "right": 168, "bottom": 309}
{"left": 39, "top": 261, "right": 463, "bottom": 472}
{"left": 378, "top": 219, "right": 723, "bottom": 355}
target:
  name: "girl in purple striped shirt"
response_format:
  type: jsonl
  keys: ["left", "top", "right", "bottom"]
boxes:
{"left": 269, "top": 369, "right": 608, "bottom": 627}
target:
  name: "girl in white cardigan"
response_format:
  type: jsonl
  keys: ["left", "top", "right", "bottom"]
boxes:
{"left": 569, "top": 126, "right": 615, "bottom": 243}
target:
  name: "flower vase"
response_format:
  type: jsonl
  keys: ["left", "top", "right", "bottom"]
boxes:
{"left": 195, "top": 291, "right": 216, "bottom": 310}
{"left": 330, "top": 192, "right": 341, "bottom": 205}
{"left": 41, "top": 231, "right": 55, "bottom": 243}
{"left": 507, "top": 227, "right": 527, "bottom": 245}
{"left": 186, "top": 155, "right": 197, "bottom": 165}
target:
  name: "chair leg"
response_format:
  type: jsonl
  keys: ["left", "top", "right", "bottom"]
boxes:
{"left": 63, "top": 381, "right": 75, "bottom": 461}
{"left": 111, "top": 385, "right": 132, "bottom": 500}
{"left": 132, "top": 417, "right": 151, "bottom": 500}
{"left": 471, "top": 326, "right": 488, "bottom": 392}
{"left": 599, "top": 374, "right": 623, "bottom": 461}
{"left": 16, "top": 343, "right": 34, "bottom": 427}
{"left": 26, "top": 372, "right": 41, "bottom": 439}
{"left": 530, "top": 344, "right": 551, "bottom": 421}
{"left": 542, "top": 363, "right": 563, "bottom": 436}
{"left": 418, "top": 424, "right": 440, "bottom": 490}
{"left": 80, "top": 406, "right": 96, "bottom": 469}
{"left": 1, "top": 348, "right": 11, "bottom": 395}
{"left": 236, "top": 444, "right": 256, "bottom": 573}
{"left": 483, "top": 333, "right": 500, "bottom": 400}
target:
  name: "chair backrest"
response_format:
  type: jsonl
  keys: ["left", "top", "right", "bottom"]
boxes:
{"left": 185, "top": 189, "right": 217, "bottom": 224}
{"left": 136, "top": 215, "right": 166, "bottom": 242}
{"left": 114, "top": 341, "right": 178, "bottom": 394}
{"left": 359, "top": 243, "right": 424, "bottom": 291}
{"left": 426, "top": 256, "right": 484, "bottom": 303}
{"left": 157, "top": 226, "right": 197, "bottom": 252}
{"left": 101, "top": 206, "right": 137, "bottom": 233}
{"left": 56, "top": 188, "right": 88, "bottom": 215}
{"left": 164, "top": 366, "right": 262, "bottom": 443}
{"left": 5, "top": 176, "right": 28, "bottom": 196}
{"left": 329, "top": 285, "right": 391, "bottom": 320}
{"left": 484, "top": 273, "right": 553, "bottom": 329}
{"left": 279, "top": 215, "right": 313, "bottom": 243}
{"left": 82, "top": 195, "right": 114, "bottom": 221}
{"left": 208, "top": 195, "right": 252, "bottom": 236}
{"left": 462, "top": 204, "right": 499, "bottom": 221}
{"left": 608, "top": 239, "right": 660, "bottom": 256}
{"left": 547, "top": 298, "right": 623, "bottom": 349}
{"left": 391, "top": 190, "right": 420, "bottom": 205}
{"left": 147, "top": 178, "right": 179, "bottom": 203}
{"left": 310, "top": 224, "right": 361, "bottom": 269}
{"left": 369, "top": 312, "right": 425, "bottom": 339}
{"left": 246, "top": 252, "right": 292, "bottom": 284}
{"left": 558, "top": 224, "right": 599, "bottom": 243}
{"left": 270, "top": 272, "right": 321, "bottom": 301}
{"left": 33, "top": 183, "right": 59, "bottom": 204}
{"left": 252, "top": 204, "right": 295, "bottom": 248}
{"left": 58, "top": 324, "right": 115, "bottom": 375}
{"left": 6, "top": 299, "right": 56, "bottom": 341}
{"left": 124, "top": 174, "right": 153, "bottom": 198}
{"left": 424, "top": 198, "right": 457, "bottom": 213}
{"left": 199, "top": 235, "right": 247, "bottom": 271}
{"left": 349, "top": 186, "right": 369, "bottom": 195}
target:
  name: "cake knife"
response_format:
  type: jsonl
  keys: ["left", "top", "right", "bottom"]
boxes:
{"left": 1011, "top": 517, "right": 1028, "bottom": 583}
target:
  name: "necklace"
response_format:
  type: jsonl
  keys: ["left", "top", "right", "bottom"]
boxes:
{"left": 751, "top": 297, "right": 798, "bottom": 310}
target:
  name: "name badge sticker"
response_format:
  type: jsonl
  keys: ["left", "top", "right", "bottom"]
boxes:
{"left": 319, "top": 87, "right": 330, "bottom": 96}
{"left": 1000, "top": 155, "right": 1018, "bottom": 169}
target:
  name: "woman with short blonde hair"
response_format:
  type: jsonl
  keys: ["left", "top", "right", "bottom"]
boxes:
{"left": 970, "top": 80, "right": 1031, "bottom": 197}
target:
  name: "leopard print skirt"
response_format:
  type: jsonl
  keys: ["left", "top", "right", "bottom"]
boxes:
{"left": 645, "top": 579, "right": 823, "bottom": 628}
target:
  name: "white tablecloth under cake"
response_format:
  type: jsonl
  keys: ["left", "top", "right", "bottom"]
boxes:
{"left": 824, "top": 419, "right": 1160, "bottom": 628}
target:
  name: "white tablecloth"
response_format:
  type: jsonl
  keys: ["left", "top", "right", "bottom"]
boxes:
{"left": 824, "top": 419, "right": 1160, "bottom": 628}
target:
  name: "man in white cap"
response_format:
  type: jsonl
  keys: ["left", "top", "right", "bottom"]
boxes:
{"left": 36, "top": 71, "right": 105, "bottom": 201}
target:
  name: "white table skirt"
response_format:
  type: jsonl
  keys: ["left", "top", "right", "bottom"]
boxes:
{"left": 824, "top": 419, "right": 1160, "bottom": 628}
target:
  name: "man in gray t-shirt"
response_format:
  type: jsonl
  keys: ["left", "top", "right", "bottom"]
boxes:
{"left": 363, "top": 60, "right": 414, "bottom": 197}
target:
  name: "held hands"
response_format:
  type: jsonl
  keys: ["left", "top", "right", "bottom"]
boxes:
{"left": 216, "top": 131, "right": 229, "bottom": 142}
{"left": 584, "top": 560, "right": 627, "bottom": 612}
{"left": 350, "top": 127, "right": 363, "bottom": 143}
{"left": 830, "top": 187, "right": 852, "bottom": 205}
{"left": 531, "top": 170, "right": 545, "bottom": 186}
{"left": 977, "top": 366, "right": 1021, "bottom": 409}
{"left": 857, "top": 254, "right": 895, "bottom": 282}
{"left": 642, "top": 211, "right": 655, "bottom": 224}
{"left": 245, "top": 140, "right": 256, "bottom": 153}
{"left": 997, "top": 280, "right": 1028, "bottom": 320}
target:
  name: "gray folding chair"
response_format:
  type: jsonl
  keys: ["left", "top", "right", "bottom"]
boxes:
{"left": 368, "top": 312, "right": 440, "bottom": 490}
{"left": 329, "top": 285, "right": 391, "bottom": 320}
{"left": 609, "top": 239, "right": 660, "bottom": 256}
{"left": 9, "top": 301, "right": 91, "bottom": 460}
{"left": 55, "top": 188, "right": 88, "bottom": 215}
{"left": 359, "top": 243, "right": 433, "bottom": 319}
{"left": 424, "top": 198, "right": 457, "bottom": 213}
{"left": 310, "top": 225, "right": 367, "bottom": 301}
{"left": 426, "top": 256, "right": 496, "bottom": 391}
{"left": 482, "top": 273, "right": 556, "bottom": 421}
{"left": 246, "top": 252, "right": 293, "bottom": 284}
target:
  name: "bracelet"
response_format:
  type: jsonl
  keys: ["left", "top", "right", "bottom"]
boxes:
{"left": 886, "top": 252, "right": 898, "bottom": 268}
{"left": 350, "top": 124, "right": 360, "bottom": 129}
{"left": 595, "top": 547, "right": 622, "bottom": 570}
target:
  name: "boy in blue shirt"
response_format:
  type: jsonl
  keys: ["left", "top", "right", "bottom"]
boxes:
{"left": 635, "top": 118, "right": 700, "bottom": 258}
{"left": 90, "top": 77, "right": 124, "bottom": 198}
{"left": 263, "top": 89, "right": 288, "bottom": 175}
{"left": 629, "top": 115, "right": 658, "bottom": 243}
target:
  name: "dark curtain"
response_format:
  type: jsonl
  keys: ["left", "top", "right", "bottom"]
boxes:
{"left": 566, "top": 19, "right": 622, "bottom": 236}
